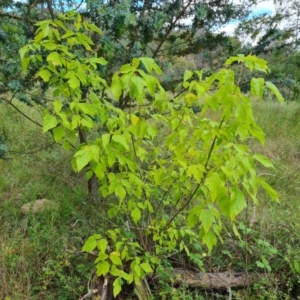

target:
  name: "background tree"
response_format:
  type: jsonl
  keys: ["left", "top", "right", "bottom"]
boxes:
{"left": 0, "top": 0, "right": 260, "bottom": 97}
{"left": 235, "top": 0, "right": 300, "bottom": 99}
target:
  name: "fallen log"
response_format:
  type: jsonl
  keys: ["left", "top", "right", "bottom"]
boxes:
{"left": 172, "top": 268, "right": 268, "bottom": 289}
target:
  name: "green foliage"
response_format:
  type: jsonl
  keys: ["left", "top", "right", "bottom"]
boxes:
{"left": 0, "top": 0, "right": 258, "bottom": 101}
{"left": 19, "top": 12, "right": 285, "bottom": 297}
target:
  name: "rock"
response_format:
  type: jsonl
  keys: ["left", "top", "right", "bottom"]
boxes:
{"left": 21, "top": 198, "right": 59, "bottom": 214}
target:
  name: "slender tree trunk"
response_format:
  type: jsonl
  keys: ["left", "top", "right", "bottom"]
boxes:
{"left": 78, "top": 127, "right": 100, "bottom": 201}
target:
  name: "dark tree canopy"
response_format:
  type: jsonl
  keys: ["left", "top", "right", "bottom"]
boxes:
{"left": 0, "top": 0, "right": 259, "bottom": 99}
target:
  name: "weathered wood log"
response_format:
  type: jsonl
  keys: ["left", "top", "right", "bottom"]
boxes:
{"left": 172, "top": 268, "right": 268, "bottom": 289}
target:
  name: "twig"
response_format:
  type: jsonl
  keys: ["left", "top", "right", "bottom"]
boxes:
{"left": 9, "top": 142, "right": 56, "bottom": 155}
{"left": 0, "top": 96, "right": 43, "bottom": 128}
{"left": 165, "top": 117, "right": 225, "bottom": 228}
{"left": 79, "top": 289, "right": 99, "bottom": 300}
{"left": 100, "top": 277, "right": 109, "bottom": 300}
{"left": 152, "top": 0, "right": 193, "bottom": 58}
{"left": 71, "top": 219, "right": 97, "bottom": 228}
{"left": 74, "top": 0, "right": 85, "bottom": 11}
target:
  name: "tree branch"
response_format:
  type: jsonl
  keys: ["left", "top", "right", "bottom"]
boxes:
{"left": 0, "top": 11, "right": 35, "bottom": 24}
{"left": 9, "top": 142, "right": 56, "bottom": 155}
{"left": 0, "top": 96, "right": 43, "bottom": 128}
{"left": 152, "top": 0, "right": 194, "bottom": 58}
{"left": 165, "top": 116, "right": 225, "bottom": 228}
{"left": 45, "top": 0, "right": 55, "bottom": 20}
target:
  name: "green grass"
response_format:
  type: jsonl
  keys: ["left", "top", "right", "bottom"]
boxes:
{"left": 1, "top": 99, "right": 300, "bottom": 299}
{"left": 0, "top": 101, "right": 98, "bottom": 299}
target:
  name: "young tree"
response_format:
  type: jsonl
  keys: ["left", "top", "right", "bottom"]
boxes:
{"left": 20, "top": 12, "right": 283, "bottom": 298}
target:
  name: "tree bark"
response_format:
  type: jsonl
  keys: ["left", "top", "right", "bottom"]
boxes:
{"left": 171, "top": 269, "right": 268, "bottom": 289}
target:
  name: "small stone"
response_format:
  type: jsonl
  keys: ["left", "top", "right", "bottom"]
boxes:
{"left": 21, "top": 198, "right": 59, "bottom": 214}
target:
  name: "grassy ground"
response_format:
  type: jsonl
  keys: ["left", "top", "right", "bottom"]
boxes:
{"left": 1, "top": 99, "right": 300, "bottom": 299}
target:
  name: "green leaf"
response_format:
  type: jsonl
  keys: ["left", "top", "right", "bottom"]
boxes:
{"left": 74, "top": 148, "right": 90, "bottom": 172}
{"left": 82, "top": 234, "right": 101, "bottom": 251}
{"left": 225, "top": 55, "right": 244, "bottom": 65}
{"left": 88, "top": 145, "right": 100, "bottom": 162}
{"left": 140, "top": 263, "right": 153, "bottom": 274}
{"left": 71, "top": 114, "right": 81, "bottom": 129}
{"left": 61, "top": 30, "right": 74, "bottom": 39}
{"left": 96, "top": 261, "right": 110, "bottom": 276}
{"left": 120, "top": 271, "right": 133, "bottom": 283}
{"left": 184, "top": 70, "right": 193, "bottom": 82}
{"left": 259, "top": 178, "right": 279, "bottom": 201}
{"left": 47, "top": 52, "right": 63, "bottom": 66}
{"left": 294, "top": 260, "right": 300, "bottom": 274}
{"left": 111, "top": 73, "right": 123, "bottom": 99}
{"left": 102, "top": 133, "right": 110, "bottom": 148}
{"left": 88, "top": 57, "right": 108, "bottom": 65}
{"left": 112, "top": 135, "right": 129, "bottom": 150}
{"left": 21, "top": 57, "right": 31, "bottom": 73}
{"left": 78, "top": 103, "right": 98, "bottom": 116}
{"left": 253, "top": 154, "right": 274, "bottom": 168}
{"left": 53, "top": 126, "right": 65, "bottom": 142}
{"left": 86, "top": 23, "right": 102, "bottom": 34}
{"left": 53, "top": 101, "right": 63, "bottom": 113}
{"left": 200, "top": 209, "right": 215, "bottom": 233}
{"left": 115, "top": 185, "right": 126, "bottom": 201}
{"left": 261, "top": 255, "right": 271, "bottom": 271}
{"left": 202, "top": 231, "right": 217, "bottom": 252}
{"left": 187, "top": 213, "right": 198, "bottom": 228}
{"left": 95, "top": 252, "right": 109, "bottom": 263}
{"left": 251, "top": 78, "right": 265, "bottom": 100}
{"left": 43, "top": 114, "right": 57, "bottom": 132}
{"left": 131, "top": 76, "right": 146, "bottom": 95}
{"left": 140, "top": 57, "right": 162, "bottom": 74}
{"left": 205, "top": 172, "right": 224, "bottom": 200}
{"left": 266, "top": 81, "right": 284, "bottom": 103}
{"left": 232, "top": 223, "right": 241, "bottom": 239}
{"left": 19, "top": 45, "right": 29, "bottom": 61}
{"left": 76, "top": 13, "right": 82, "bottom": 23}
{"left": 219, "top": 195, "right": 231, "bottom": 218}
{"left": 256, "top": 260, "right": 265, "bottom": 269}
{"left": 120, "top": 64, "right": 135, "bottom": 73}
{"left": 110, "top": 252, "right": 122, "bottom": 265}
{"left": 113, "top": 278, "right": 122, "bottom": 297}
{"left": 107, "top": 151, "right": 116, "bottom": 166}
{"left": 93, "top": 163, "right": 105, "bottom": 180}
{"left": 139, "top": 71, "right": 157, "bottom": 94}
{"left": 81, "top": 117, "right": 94, "bottom": 129}
{"left": 109, "top": 265, "right": 121, "bottom": 276}
{"left": 68, "top": 76, "right": 80, "bottom": 89}
{"left": 86, "top": 170, "right": 93, "bottom": 180}
{"left": 97, "top": 239, "right": 108, "bottom": 254}
{"left": 134, "top": 264, "right": 141, "bottom": 277}
{"left": 43, "top": 41, "right": 57, "bottom": 50}
{"left": 230, "top": 187, "right": 247, "bottom": 220}
{"left": 131, "top": 207, "right": 141, "bottom": 224}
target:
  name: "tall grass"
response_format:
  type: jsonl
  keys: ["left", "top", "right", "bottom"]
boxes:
{"left": 0, "top": 101, "right": 95, "bottom": 299}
